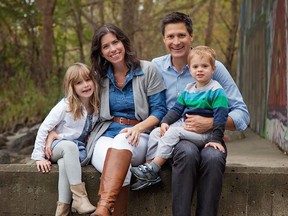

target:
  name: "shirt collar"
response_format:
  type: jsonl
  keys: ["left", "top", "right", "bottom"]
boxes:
{"left": 165, "top": 54, "right": 189, "bottom": 72}
{"left": 134, "top": 66, "right": 144, "bottom": 76}
{"left": 164, "top": 54, "right": 173, "bottom": 70}
{"left": 106, "top": 65, "right": 114, "bottom": 80}
{"left": 106, "top": 64, "right": 143, "bottom": 80}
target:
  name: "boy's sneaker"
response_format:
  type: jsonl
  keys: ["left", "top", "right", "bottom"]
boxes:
{"left": 130, "top": 177, "right": 162, "bottom": 191}
{"left": 130, "top": 179, "right": 150, "bottom": 191}
{"left": 130, "top": 163, "right": 160, "bottom": 181}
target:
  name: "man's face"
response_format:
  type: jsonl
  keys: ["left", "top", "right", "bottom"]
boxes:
{"left": 163, "top": 23, "right": 193, "bottom": 60}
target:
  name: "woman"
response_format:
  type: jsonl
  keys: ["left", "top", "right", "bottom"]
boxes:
{"left": 46, "top": 24, "right": 166, "bottom": 215}
{"left": 86, "top": 24, "right": 167, "bottom": 215}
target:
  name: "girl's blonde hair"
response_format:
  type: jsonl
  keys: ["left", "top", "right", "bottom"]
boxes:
{"left": 187, "top": 45, "right": 216, "bottom": 68}
{"left": 63, "top": 62, "right": 100, "bottom": 120}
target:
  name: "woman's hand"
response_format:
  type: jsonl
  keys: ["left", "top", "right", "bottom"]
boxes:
{"left": 120, "top": 127, "right": 141, "bottom": 146}
{"left": 160, "top": 123, "right": 169, "bottom": 136}
{"left": 184, "top": 114, "right": 213, "bottom": 133}
{"left": 36, "top": 160, "right": 52, "bottom": 173}
{"left": 45, "top": 130, "right": 61, "bottom": 159}
{"left": 205, "top": 142, "right": 225, "bottom": 153}
{"left": 119, "top": 116, "right": 160, "bottom": 146}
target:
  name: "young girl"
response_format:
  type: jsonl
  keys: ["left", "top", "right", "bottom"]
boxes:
{"left": 31, "top": 63, "right": 99, "bottom": 216}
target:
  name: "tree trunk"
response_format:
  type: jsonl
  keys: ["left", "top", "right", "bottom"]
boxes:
{"left": 205, "top": 0, "right": 215, "bottom": 46}
{"left": 98, "top": 0, "right": 105, "bottom": 26}
{"left": 225, "top": 0, "right": 239, "bottom": 77}
{"left": 70, "top": 0, "right": 85, "bottom": 63}
{"left": 35, "top": 0, "right": 57, "bottom": 90}
{"left": 121, "top": 0, "right": 139, "bottom": 42}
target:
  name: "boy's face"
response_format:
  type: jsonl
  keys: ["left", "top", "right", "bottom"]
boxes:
{"left": 163, "top": 23, "right": 193, "bottom": 60}
{"left": 189, "top": 54, "right": 216, "bottom": 87}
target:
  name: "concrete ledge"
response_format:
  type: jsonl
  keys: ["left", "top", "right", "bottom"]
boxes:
{"left": 1, "top": 129, "right": 288, "bottom": 215}
{"left": 1, "top": 164, "right": 288, "bottom": 216}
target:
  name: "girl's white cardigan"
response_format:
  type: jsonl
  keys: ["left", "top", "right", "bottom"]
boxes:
{"left": 31, "top": 98, "right": 98, "bottom": 161}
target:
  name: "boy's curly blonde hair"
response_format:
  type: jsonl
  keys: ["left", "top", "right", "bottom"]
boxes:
{"left": 188, "top": 45, "right": 216, "bottom": 68}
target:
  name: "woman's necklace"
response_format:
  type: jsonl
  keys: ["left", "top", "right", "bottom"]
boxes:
{"left": 115, "top": 79, "right": 125, "bottom": 85}
{"left": 114, "top": 70, "right": 129, "bottom": 87}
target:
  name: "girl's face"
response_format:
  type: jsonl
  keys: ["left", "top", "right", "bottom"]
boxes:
{"left": 189, "top": 55, "right": 216, "bottom": 87}
{"left": 100, "top": 32, "right": 126, "bottom": 66}
{"left": 73, "top": 76, "right": 95, "bottom": 101}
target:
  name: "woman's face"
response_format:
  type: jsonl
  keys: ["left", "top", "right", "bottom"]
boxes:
{"left": 101, "top": 32, "right": 126, "bottom": 66}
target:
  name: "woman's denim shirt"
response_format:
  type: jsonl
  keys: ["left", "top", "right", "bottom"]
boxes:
{"left": 102, "top": 65, "right": 166, "bottom": 138}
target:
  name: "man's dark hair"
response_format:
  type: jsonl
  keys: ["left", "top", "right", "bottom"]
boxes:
{"left": 161, "top": 12, "right": 193, "bottom": 36}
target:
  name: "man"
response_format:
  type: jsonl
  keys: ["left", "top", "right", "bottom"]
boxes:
{"left": 142, "top": 12, "right": 249, "bottom": 216}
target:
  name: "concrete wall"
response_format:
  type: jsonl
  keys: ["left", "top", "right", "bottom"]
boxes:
{"left": 1, "top": 164, "right": 288, "bottom": 216}
{"left": 238, "top": 0, "right": 288, "bottom": 152}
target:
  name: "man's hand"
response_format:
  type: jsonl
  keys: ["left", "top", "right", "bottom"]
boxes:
{"left": 184, "top": 114, "right": 213, "bottom": 133}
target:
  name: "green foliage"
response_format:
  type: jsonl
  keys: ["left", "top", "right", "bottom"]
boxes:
{"left": 0, "top": 69, "right": 63, "bottom": 132}
{"left": 0, "top": 0, "right": 240, "bottom": 131}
